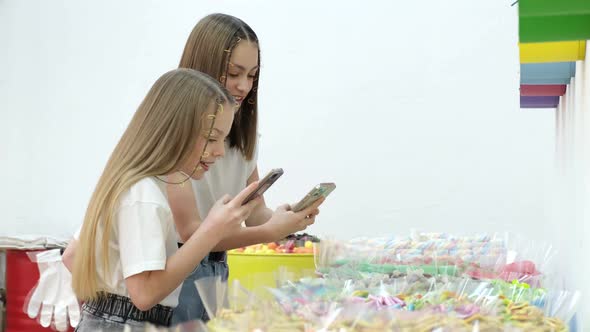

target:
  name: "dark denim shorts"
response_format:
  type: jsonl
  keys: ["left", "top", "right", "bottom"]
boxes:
{"left": 74, "top": 293, "right": 173, "bottom": 331}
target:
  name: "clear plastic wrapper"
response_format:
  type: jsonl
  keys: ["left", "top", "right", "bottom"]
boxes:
{"left": 197, "top": 232, "right": 578, "bottom": 331}
{"left": 316, "top": 232, "right": 512, "bottom": 280}
{"left": 194, "top": 275, "right": 228, "bottom": 320}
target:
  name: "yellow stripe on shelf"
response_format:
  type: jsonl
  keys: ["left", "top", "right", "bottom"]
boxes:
{"left": 519, "top": 41, "right": 586, "bottom": 63}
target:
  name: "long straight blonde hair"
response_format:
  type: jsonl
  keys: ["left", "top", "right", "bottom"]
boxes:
{"left": 72, "top": 68, "right": 234, "bottom": 300}
{"left": 179, "top": 13, "right": 260, "bottom": 160}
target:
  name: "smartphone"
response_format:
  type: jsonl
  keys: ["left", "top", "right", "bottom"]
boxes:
{"left": 291, "top": 182, "right": 336, "bottom": 212}
{"left": 242, "top": 168, "right": 284, "bottom": 205}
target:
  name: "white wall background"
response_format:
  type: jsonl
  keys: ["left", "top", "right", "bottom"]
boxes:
{"left": 1, "top": 1, "right": 557, "bottom": 246}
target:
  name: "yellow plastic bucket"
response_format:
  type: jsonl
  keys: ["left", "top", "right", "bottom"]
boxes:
{"left": 519, "top": 41, "right": 586, "bottom": 63}
{"left": 227, "top": 252, "right": 316, "bottom": 291}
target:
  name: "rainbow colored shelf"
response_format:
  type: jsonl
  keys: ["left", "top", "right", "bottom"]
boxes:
{"left": 516, "top": 1, "right": 588, "bottom": 109}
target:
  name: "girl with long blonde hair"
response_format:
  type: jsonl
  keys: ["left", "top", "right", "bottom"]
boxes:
{"left": 71, "top": 68, "right": 262, "bottom": 330}
{"left": 168, "top": 13, "right": 325, "bottom": 324}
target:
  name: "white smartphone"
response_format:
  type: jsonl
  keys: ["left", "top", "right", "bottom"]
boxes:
{"left": 291, "top": 183, "right": 336, "bottom": 212}
{"left": 242, "top": 168, "right": 284, "bottom": 205}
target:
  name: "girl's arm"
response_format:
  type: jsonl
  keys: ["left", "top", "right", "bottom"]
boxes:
{"left": 62, "top": 238, "right": 77, "bottom": 272}
{"left": 125, "top": 182, "right": 261, "bottom": 311}
{"left": 167, "top": 168, "right": 323, "bottom": 252}
{"left": 125, "top": 221, "right": 222, "bottom": 310}
{"left": 212, "top": 199, "right": 323, "bottom": 251}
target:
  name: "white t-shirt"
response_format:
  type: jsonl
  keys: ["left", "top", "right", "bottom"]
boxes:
{"left": 192, "top": 139, "right": 259, "bottom": 220}
{"left": 94, "top": 177, "right": 181, "bottom": 307}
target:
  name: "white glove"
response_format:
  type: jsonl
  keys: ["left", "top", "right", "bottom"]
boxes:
{"left": 26, "top": 249, "right": 81, "bottom": 331}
